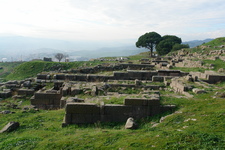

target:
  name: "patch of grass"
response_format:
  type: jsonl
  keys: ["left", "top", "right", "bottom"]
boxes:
{"left": 1, "top": 93, "right": 225, "bottom": 149}
{"left": 5, "top": 61, "right": 105, "bottom": 80}
{"left": 203, "top": 59, "right": 225, "bottom": 71}
{"left": 171, "top": 66, "right": 206, "bottom": 73}
{"left": 0, "top": 62, "right": 23, "bottom": 81}
{"left": 103, "top": 96, "right": 125, "bottom": 105}
{"left": 203, "top": 37, "right": 225, "bottom": 47}
{"left": 128, "top": 51, "right": 150, "bottom": 61}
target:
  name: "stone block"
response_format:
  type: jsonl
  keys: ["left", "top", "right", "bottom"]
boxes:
{"left": 75, "top": 75, "right": 87, "bottom": 81}
{"left": 152, "top": 76, "right": 164, "bottom": 82}
{"left": 66, "top": 103, "right": 100, "bottom": 114}
{"left": 60, "top": 97, "right": 67, "bottom": 108}
{"left": 103, "top": 104, "right": 133, "bottom": 115}
{"left": 124, "top": 98, "right": 148, "bottom": 106}
{"left": 18, "top": 89, "right": 35, "bottom": 95}
{"left": 54, "top": 74, "right": 65, "bottom": 80}
{"left": 71, "top": 114, "right": 100, "bottom": 124}
{"left": 71, "top": 88, "right": 82, "bottom": 95}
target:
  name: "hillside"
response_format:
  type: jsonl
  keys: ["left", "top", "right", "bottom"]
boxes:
{"left": 1, "top": 39, "right": 225, "bottom": 149}
{"left": 182, "top": 38, "right": 213, "bottom": 48}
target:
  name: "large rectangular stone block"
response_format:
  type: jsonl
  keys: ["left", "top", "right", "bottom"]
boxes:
{"left": 71, "top": 88, "right": 82, "bottom": 95}
{"left": 66, "top": 103, "right": 100, "bottom": 114}
{"left": 152, "top": 76, "right": 164, "bottom": 82}
{"left": 103, "top": 104, "right": 133, "bottom": 115}
{"left": 71, "top": 114, "right": 100, "bottom": 124}
{"left": 75, "top": 75, "right": 87, "bottom": 81}
{"left": 18, "top": 89, "right": 35, "bottom": 95}
{"left": 64, "top": 113, "right": 72, "bottom": 124}
{"left": 124, "top": 98, "right": 148, "bottom": 106}
{"left": 132, "top": 106, "right": 149, "bottom": 118}
{"left": 125, "top": 98, "right": 160, "bottom": 106}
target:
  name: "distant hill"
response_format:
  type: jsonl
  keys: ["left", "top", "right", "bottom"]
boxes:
{"left": 0, "top": 36, "right": 145, "bottom": 61}
{"left": 182, "top": 39, "right": 214, "bottom": 48}
{"left": 0, "top": 35, "right": 215, "bottom": 61}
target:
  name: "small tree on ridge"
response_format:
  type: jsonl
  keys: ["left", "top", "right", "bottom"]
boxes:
{"left": 55, "top": 53, "right": 64, "bottom": 62}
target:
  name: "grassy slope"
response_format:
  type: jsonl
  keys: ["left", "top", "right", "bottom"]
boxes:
{"left": 0, "top": 62, "right": 23, "bottom": 81}
{"left": 5, "top": 60, "right": 105, "bottom": 80}
{"left": 171, "top": 37, "right": 225, "bottom": 72}
{"left": 1, "top": 40, "right": 225, "bottom": 149}
{"left": 0, "top": 91, "right": 225, "bottom": 149}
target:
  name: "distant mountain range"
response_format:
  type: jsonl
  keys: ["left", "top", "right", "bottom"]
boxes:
{"left": 182, "top": 39, "right": 214, "bottom": 48}
{"left": 0, "top": 36, "right": 214, "bottom": 61}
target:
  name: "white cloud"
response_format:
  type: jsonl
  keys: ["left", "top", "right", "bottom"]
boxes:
{"left": 0, "top": 0, "right": 224, "bottom": 41}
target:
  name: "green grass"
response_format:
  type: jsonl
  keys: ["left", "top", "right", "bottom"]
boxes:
{"left": 171, "top": 58, "right": 225, "bottom": 73}
{"left": 1, "top": 91, "right": 225, "bottom": 149}
{"left": 204, "top": 59, "right": 225, "bottom": 71}
{"left": 168, "top": 37, "right": 225, "bottom": 56}
{"left": 5, "top": 60, "right": 105, "bottom": 80}
{"left": 203, "top": 37, "right": 225, "bottom": 47}
{"left": 0, "top": 62, "right": 23, "bottom": 81}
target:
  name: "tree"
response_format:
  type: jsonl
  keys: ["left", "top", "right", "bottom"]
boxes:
{"left": 136, "top": 32, "right": 162, "bottom": 57}
{"left": 172, "top": 43, "right": 189, "bottom": 51}
{"left": 156, "top": 35, "right": 182, "bottom": 55}
{"left": 55, "top": 53, "right": 64, "bottom": 62}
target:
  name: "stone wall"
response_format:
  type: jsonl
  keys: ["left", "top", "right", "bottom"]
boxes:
{"left": 30, "top": 90, "right": 62, "bottom": 109}
{"left": 39, "top": 69, "right": 187, "bottom": 83}
{"left": 170, "top": 77, "right": 193, "bottom": 98}
{"left": 63, "top": 95, "right": 175, "bottom": 125}
{"left": 0, "top": 90, "right": 11, "bottom": 98}
{"left": 69, "top": 63, "right": 155, "bottom": 74}
{"left": 175, "top": 60, "right": 203, "bottom": 68}
{"left": 190, "top": 72, "right": 207, "bottom": 79}
{"left": 158, "top": 70, "right": 188, "bottom": 76}
{"left": 170, "top": 78, "right": 187, "bottom": 93}
{"left": 18, "top": 89, "right": 35, "bottom": 96}
{"left": 190, "top": 71, "right": 225, "bottom": 83}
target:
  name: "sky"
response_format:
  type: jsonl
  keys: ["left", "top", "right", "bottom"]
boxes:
{"left": 0, "top": 0, "right": 225, "bottom": 42}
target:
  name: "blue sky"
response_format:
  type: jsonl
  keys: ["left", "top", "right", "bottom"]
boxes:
{"left": 0, "top": 0, "right": 225, "bottom": 42}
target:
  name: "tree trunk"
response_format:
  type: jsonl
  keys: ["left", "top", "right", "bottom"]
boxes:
{"left": 150, "top": 44, "right": 153, "bottom": 57}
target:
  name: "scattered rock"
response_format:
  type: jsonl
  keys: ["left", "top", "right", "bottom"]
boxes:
{"left": 0, "top": 121, "right": 20, "bottom": 133}
{"left": 192, "top": 88, "right": 206, "bottom": 94}
{"left": 185, "top": 75, "right": 194, "bottom": 82}
{"left": 218, "top": 68, "right": 225, "bottom": 73}
{"left": 91, "top": 85, "right": 98, "bottom": 96}
{"left": 135, "top": 79, "right": 141, "bottom": 86}
{"left": 22, "top": 81, "right": 31, "bottom": 88}
{"left": 125, "top": 117, "right": 138, "bottom": 129}
{"left": 1, "top": 110, "right": 11, "bottom": 114}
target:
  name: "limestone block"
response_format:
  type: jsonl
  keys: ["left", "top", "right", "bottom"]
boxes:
{"left": 71, "top": 88, "right": 82, "bottom": 95}
{"left": 152, "top": 76, "right": 164, "bottom": 82}
{"left": 0, "top": 122, "right": 20, "bottom": 133}
{"left": 66, "top": 103, "right": 100, "bottom": 114}
{"left": 103, "top": 104, "right": 132, "bottom": 115}
{"left": 125, "top": 117, "right": 138, "bottom": 129}
{"left": 18, "top": 89, "right": 35, "bottom": 95}
{"left": 124, "top": 98, "right": 149, "bottom": 106}
{"left": 71, "top": 114, "right": 100, "bottom": 124}
{"left": 192, "top": 88, "right": 206, "bottom": 94}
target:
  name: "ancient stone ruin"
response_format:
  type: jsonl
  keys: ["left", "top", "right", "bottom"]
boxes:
{"left": 1, "top": 54, "right": 225, "bottom": 126}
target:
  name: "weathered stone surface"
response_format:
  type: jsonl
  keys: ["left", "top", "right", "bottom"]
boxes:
{"left": 135, "top": 79, "right": 141, "bottom": 86}
{"left": 192, "top": 88, "right": 206, "bottom": 94}
{"left": 22, "top": 81, "right": 31, "bottom": 88}
{"left": 125, "top": 117, "right": 138, "bottom": 129}
{"left": 218, "top": 68, "right": 225, "bottom": 73}
{"left": 91, "top": 85, "right": 98, "bottom": 96}
{"left": 0, "top": 122, "right": 20, "bottom": 133}
{"left": 185, "top": 75, "right": 194, "bottom": 82}
{"left": 1, "top": 110, "right": 11, "bottom": 114}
